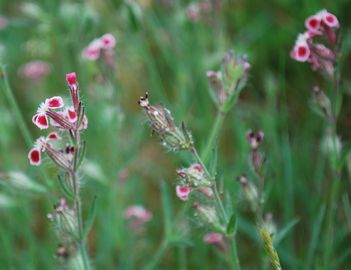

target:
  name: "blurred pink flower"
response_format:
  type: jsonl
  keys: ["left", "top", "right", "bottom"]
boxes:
{"left": 0, "top": 16, "right": 7, "bottom": 30}
{"left": 82, "top": 33, "right": 116, "bottom": 61}
{"left": 82, "top": 39, "right": 102, "bottom": 61}
{"left": 100, "top": 33, "right": 116, "bottom": 49}
{"left": 124, "top": 205, "right": 152, "bottom": 226}
{"left": 291, "top": 9, "right": 339, "bottom": 77}
{"left": 203, "top": 232, "right": 224, "bottom": 244}
{"left": 19, "top": 61, "right": 51, "bottom": 80}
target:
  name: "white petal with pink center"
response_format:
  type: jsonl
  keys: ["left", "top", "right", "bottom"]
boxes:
{"left": 176, "top": 185, "right": 192, "bottom": 201}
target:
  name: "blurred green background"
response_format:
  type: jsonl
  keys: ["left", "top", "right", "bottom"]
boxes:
{"left": 1, "top": 0, "right": 351, "bottom": 269}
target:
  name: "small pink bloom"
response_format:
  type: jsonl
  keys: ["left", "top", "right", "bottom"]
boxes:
{"left": 46, "top": 96, "right": 64, "bottom": 109}
{"left": 203, "top": 232, "right": 224, "bottom": 245}
{"left": 32, "top": 113, "right": 49, "bottom": 129}
{"left": 320, "top": 10, "right": 339, "bottom": 28}
{"left": 305, "top": 15, "right": 321, "bottom": 31}
{"left": 291, "top": 34, "right": 310, "bottom": 62}
{"left": 47, "top": 132, "right": 61, "bottom": 140}
{"left": 100, "top": 33, "right": 116, "bottom": 49}
{"left": 82, "top": 39, "right": 102, "bottom": 60}
{"left": 198, "top": 187, "right": 214, "bottom": 198}
{"left": 124, "top": 205, "right": 152, "bottom": 223}
{"left": 186, "top": 3, "right": 200, "bottom": 22}
{"left": 66, "top": 107, "right": 77, "bottom": 123}
{"left": 19, "top": 61, "right": 51, "bottom": 80}
{"left": 176, "top": 185, "right": 192, "bottom": 201}
{"left": 66, "top": 72, "right": 77, "bottom": 89}
{"left": 191, "top": 163, "right": 203, "bottom": 173}
{"left": 28, "top": 148, "right": 41, "bottom": 166}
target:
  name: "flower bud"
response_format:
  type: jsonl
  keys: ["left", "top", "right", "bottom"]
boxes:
{"left": 139, "top": 93, "right": 193, "bottom": 151}
{"left": 176, "top": 163, "right": 212, "bottom": 188}
{"left": 203, "top": 232, "right": 226, "bottom": 250}
{"left": 193, "top": 202, "right": 222, "bottom": 230}
{"left": 238, "top": 175, "right": 259, "bottom": 211}
{"left": 312, "top": 86, "right": 332, "bottom": 119}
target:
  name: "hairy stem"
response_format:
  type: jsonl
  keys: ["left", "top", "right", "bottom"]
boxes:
{"left": 190, "top": 146, "right": 241, "bottom": 270}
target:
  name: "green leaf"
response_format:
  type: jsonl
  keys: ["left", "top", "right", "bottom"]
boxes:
{"left": 305, "top": 204, "right": 326, "bottom": 270}
{"left": 274, "top": 218, "right": 300, "bottom": 245}
{"left": 83, "top": 196, "right": 97, "bottom": 238}
{"left": 337, "top": 140, "right": 351, "bottom": 170}
{"left": 57, "top": 174, "right": 75, "bottom": 200}
{"left": 226, "top": 213, "right": 237, "bottom": 237}
{"left": 208, "top": 143, "right": 218, "bottom": 176}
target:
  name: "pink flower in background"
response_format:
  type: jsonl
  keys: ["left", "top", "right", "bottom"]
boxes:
{"left": 203, "top": 232, "right": 226, "bottom": 250}
{"left": 176, "top": 185, "right": 192, "bottom": 201}
{"left": 186, "top": 3, "right": 200, "bottom": 22}
{"left": 124, "top": 205, "right": 152, "bottom": 224}
{"left": 203, "top": 232, "right": 224, "bottom": 244}
{"left": 82, "top": 33, "right": 116, "bottom": 61}
{"left": 291, "top": 9, "right": 339, "bottom": 76}
{"left": 82, "top": 39, "right": 102, "bottom": 60}
{"left": 100, "top": 33, "right": 116, "bottom": 49}
{"left": 19, "top": 61, "right": 51, "bottom": 80}
{"left": 0, "top": 16, "right": 7, "bottom": 30}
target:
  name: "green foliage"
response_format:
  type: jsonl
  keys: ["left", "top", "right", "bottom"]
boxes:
{"left": 0, "top": 0, "right": 351, "bottom": 269}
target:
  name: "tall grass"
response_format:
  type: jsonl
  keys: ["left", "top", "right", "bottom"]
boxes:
{"left": 0, "top": 0, "right": 351, "bottom": 269}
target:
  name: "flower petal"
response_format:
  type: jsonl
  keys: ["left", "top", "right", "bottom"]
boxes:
{"left": 34, "top": 113, "right": 49, "bottom": 129}
{"left": 46, "top": 96, "right": 64, "bottom": 109}
{"left": 28, "top": 148, "right": 41, "bottom": 166}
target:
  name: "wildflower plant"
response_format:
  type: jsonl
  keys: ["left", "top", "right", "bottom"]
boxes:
{"left": 139, "top": 50, "right": 251, "bottom": 269}
{"left": 291, "top": 9, "right": 347, "bottom": 269}
{"left": 28, "top": 72, "right": 91, "bottom": 269}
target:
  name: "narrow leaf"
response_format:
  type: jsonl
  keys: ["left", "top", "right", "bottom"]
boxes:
{"left": 83, "top": 196, "right": 97, "bottom": 238}
{"left": 226, "top": 213, "right": 237, "bottom": 237}
{"left": 274, "top": 218, "right": 300, "bottom": 245}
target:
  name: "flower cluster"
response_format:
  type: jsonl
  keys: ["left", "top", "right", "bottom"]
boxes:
{"left": 47, "top": 198, "right": 80, "bottom": 262}
{"left": 124, "top": 205, "right": 152, "bottom": 232}
{"left": 138, "top": 93, "right": 193, "bottom": 151}
{"left": 28, "top": 72, "right": 88, "bottom": 166}
{"left": 207, "top": 50, "right": 250, "bottom": 111}
{"left": 175, "top": 163, "right": 213, "bottom": 201}
{"left": 290, "top": 9, "right": 339, "bottom": 76}
{"left": 82, "top": 33, "right": 116, "bottom": 61}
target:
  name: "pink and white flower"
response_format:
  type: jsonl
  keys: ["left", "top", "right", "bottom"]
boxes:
{"left": 176, "top": 185, "right": 192, "bottom": 201}
{"left": 100, "top": 33, "right": 116, "bottom": 49}
{"left": 32, "top": 96, "right": 64, "bottom": 129}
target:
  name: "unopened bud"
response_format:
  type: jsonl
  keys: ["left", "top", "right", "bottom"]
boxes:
{"left": 312, "top": 86, "right": 332, "bottom": 120}
{"left": 176, "top": 163, "right": 212, "bottom": 187}
{"left": 193, "top": 203, "right": 223, "bottom": 231}
{"left": 238, "top": 175, "right": 258, "bottom": 211}
{"left": 139, "top": 93, "right": 193, "bottom": 151}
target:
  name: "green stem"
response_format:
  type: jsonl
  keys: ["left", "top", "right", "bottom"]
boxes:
{"left": 201, "top": 111, "right": 226, "bottom": 165}
{"left": 322, "top": 63, "right": 342, "bottom": 269}
{"left": 72, "top": 170, "right": 90, "bottom": 270}
{"left": 190, "top": 147, "right": 241, "bottom": 270}
{"left": 144, "top": 239, "right": 168, "bottom": 270}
